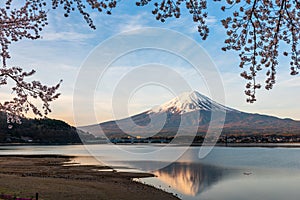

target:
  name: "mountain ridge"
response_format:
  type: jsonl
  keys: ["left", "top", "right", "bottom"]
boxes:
{"left": 79, "top": 91, "right": 300, "bottom": 138}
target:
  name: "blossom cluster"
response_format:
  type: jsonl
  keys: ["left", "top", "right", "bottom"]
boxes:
{"left": 0, "top": 66, "right": 61, "bottom": 125}
{"left": 136, "top": 0, "right": 210, "bottom": 40}
{"left": 52, "top": 0, "right": 118, "bottom": 29}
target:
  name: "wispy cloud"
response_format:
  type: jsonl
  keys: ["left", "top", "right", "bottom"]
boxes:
{"left": 117, "top": 13, "right": 150, "bottom": 33}
{"left": 42, "top": 31, "right": 95, "bottom": 42}
{"left": 278, "top": 75, "right": 300, "bottom": 88}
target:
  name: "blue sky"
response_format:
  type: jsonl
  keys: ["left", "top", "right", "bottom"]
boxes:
{"left": 3, "top": 2, "right": 300, "bottom": 125}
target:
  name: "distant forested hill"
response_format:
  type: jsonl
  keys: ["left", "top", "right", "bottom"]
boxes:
{"left": 0, "top": 112, "right": 82, "bottom": 144}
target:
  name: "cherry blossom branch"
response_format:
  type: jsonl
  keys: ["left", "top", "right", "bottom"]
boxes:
{"left": 0, "top": 1, "right": 59, "bottom": 124}
{"left": 220, "top": 0, "right": 300, "bottom": 102}
{"left": 136, "top": 0, "right": 209, "bottom": 40}
{"left": 0, "top": 67, "right": 61, "bottom": 124}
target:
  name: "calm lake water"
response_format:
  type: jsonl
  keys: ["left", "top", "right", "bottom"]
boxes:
{"left": 1, "top": 144, "right": 300, "bottom": 200}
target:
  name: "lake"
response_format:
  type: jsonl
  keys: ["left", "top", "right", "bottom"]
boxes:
{"left": 1, "top": 144, "right": 300, "bottom": 200}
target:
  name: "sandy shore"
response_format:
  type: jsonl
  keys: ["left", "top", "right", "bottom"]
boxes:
{"left": 0, "top": 155, "right": 179, "bottom": 200}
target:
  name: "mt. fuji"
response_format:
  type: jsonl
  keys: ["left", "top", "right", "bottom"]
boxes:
{"left": 149, "top": 91, "right": 236, "bottom": 114}
{"left": 80, "top": 91, "right": 300, "bottom": 138}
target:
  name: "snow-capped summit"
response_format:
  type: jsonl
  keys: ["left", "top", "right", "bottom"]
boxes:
{"left": 150, "top": 91, "right": 236, "bottom": 114}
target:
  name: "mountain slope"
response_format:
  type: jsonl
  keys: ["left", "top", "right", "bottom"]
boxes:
{"left": 80, "top": 91, "right": 300, "bottom": 138}
{"left": 0, "top": 112, "right": 94, "bottom": 144}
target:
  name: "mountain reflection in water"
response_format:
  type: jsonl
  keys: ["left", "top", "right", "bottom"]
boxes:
{"left": 151, "top": 162, "right": 237, "bottom": 196}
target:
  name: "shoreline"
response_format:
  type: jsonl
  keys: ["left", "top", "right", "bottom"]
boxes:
{"left": 2, "top": 142, "right": 300, "bottom": 148}
{"left": 193, "top": 143, "right": 300, "bottom": 148}
{"left": 0, "top": 155, "right": 179, "bottom": 200}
